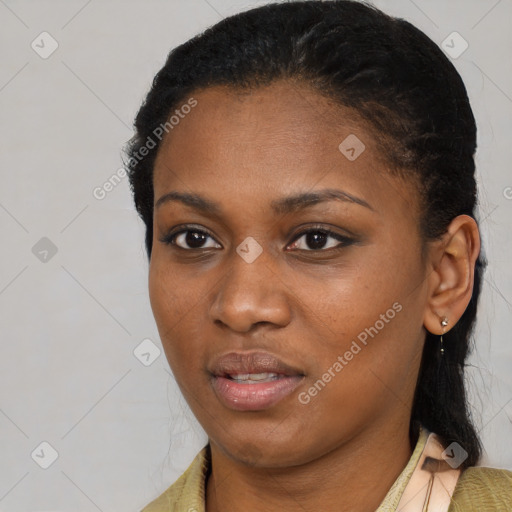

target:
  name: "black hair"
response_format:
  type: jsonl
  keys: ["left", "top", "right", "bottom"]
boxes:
{"left": 125, "top": 0, "right": 484, "bottom": 467}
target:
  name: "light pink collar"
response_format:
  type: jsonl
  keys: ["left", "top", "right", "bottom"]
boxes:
{"left": 397, "top": 431, "right": 462, "bottom": 512}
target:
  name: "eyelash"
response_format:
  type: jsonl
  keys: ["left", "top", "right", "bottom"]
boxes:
{"left": 159, "top": 224, "right": 355, "bottom": 253}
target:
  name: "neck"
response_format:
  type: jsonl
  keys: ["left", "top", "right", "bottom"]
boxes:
{"left": 206, "top": 419, "right": 417, "bottom": 512}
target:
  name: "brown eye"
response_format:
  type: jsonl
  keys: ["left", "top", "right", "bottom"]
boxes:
{"left": 288, "top": 228, "right": 354, "bottom": 252}
{"left": 161, "top": 227, "right": 221, "bottom": 250}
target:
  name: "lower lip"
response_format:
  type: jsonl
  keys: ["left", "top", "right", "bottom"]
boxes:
{"left": 211, "top": 375, "right": 304, "bottom": 411}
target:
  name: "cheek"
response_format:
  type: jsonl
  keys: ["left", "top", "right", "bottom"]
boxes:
{"left": 148, "top": 257, "right": 201, "bottom": 357}
{"left": 148, "top": 254, "right": 221, "bottom": 392}
{"left": 291, "top": 251, "right": 401, "bottom": 335}
{"left": 148, "top": 247, "right": 207, "bottom": 318}
{"left": 298, "top": 243, "right": 425, "bottom": 375}
{"left": 148, "top": 261, "right": 176, "bottom": 328}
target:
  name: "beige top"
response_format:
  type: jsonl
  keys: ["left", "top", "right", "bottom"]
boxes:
{"left": 140, "top": 426, "right": 512, "bottom": 511}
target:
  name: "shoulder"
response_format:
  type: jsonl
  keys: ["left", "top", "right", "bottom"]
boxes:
{"left": 140, "top": 446, "right": 210, "bottom": 512}
{"left": 449, "top": 466, "right": 512, "bottom": 511}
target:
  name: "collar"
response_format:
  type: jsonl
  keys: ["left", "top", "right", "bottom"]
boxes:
{"left": 141, "top": 424, "right": 430, "bottom": 512}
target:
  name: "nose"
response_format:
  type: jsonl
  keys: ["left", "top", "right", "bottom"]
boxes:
{"left": 208, "top": 244, "right": 292, "bottom": 333}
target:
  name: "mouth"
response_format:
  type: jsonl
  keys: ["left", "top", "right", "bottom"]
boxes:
{"left": 209, "top": 351, "right": 305, "bottom": 411}
{"left": 225, "top": 372, "right": 284, "bottom": 383}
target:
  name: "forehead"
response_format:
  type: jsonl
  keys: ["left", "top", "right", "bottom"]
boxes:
{"left": 152, "top": 80, "right": 418, "bottom": 219}
{"left": 155, "top": 81, "right": 371, "bottom": 171}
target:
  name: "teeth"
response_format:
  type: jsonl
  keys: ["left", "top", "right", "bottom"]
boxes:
{"left": 229, "top": 372, "right": 281, "bottom": 383}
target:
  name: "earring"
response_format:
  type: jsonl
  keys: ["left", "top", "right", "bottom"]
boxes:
{"left": 440, "top": 317, "right": 448, "bottom": 355}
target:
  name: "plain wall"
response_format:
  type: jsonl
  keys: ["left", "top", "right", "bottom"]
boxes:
{"left": 0, "top": 0, "right": 511, "bottom": 510}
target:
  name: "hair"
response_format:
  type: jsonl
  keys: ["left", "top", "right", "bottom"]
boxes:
{"left": 125, "top": 0, "right": 485, "bottom": 467}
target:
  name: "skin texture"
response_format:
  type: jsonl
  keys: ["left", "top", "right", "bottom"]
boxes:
{"left": 149, "top": 80, "right": 480, "bottom": 512}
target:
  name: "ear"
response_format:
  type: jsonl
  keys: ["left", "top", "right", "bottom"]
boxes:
{"left": 423, "top": 215, "right": 481, "bottom": 335}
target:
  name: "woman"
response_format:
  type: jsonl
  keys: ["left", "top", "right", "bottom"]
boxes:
{"left": 125, "top": 1, "right": 512, "bottom": 510}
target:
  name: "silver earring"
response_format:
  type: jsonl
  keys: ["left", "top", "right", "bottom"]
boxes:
{"left": 440, "top": 317, "right": 448, "bottom": 355}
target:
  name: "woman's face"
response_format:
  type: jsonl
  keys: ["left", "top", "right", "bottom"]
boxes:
{"left": 149, "top": 80, "right": 431, "bottom": 467}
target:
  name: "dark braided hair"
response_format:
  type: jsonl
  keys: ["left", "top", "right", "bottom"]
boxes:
{"left": 125, "top": 0, "right": 484, "bottom": 467}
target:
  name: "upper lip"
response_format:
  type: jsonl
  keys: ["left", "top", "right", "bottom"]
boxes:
{"left": 210, "top": 351, "right": 304, "bottom": 377}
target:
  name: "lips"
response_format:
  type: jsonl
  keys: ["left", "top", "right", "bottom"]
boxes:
{"left": 210, "top": 351, "right": 304, "bottom": 378}
{"left": 209, "top": 351, "right": 305, "bottom": 411}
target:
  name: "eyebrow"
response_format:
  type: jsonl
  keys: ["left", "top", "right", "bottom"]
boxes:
{"left": 155, "top": 188, "right": 374, "bottom": 215}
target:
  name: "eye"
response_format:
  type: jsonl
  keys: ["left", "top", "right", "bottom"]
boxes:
{"left": 160, "top": 226, "right": 221, "bottom": 250}
{"left": 160, "top": 224, "right": 354, "bottom": 252}
{"left": 287, "top": 226, "right": 354, "bottom": 252}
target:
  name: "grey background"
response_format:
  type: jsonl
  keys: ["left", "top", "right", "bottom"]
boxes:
{"left": 0, "top": 0, "right": 511, "bottom": 510}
